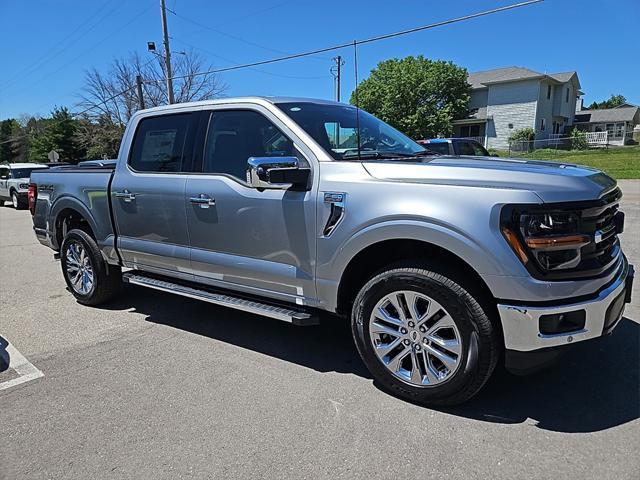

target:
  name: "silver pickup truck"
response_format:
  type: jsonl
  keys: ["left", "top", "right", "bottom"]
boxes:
{"left": 30, "top": 97, "right": 634, "bottom": 405}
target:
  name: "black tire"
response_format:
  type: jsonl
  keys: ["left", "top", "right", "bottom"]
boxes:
{"left": 351, "top": 266, "right": 501, "bottom": 406}
{"left": 60, "top": 229, "right": 122, "bottom": 306}
{"left": 11, "top": 191, "right": 26, "bottom": 210}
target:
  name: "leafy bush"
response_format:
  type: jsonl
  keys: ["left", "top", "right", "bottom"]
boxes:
{"left": 508, "top": 127, "right": 535, "bottom": 142}
{"left": 570, "top": 128, "right": 588, "bottom": 150}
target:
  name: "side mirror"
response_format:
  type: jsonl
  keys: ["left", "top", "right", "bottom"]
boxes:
{"left": 247, "top": 157, "right": 310, "bottom": 190}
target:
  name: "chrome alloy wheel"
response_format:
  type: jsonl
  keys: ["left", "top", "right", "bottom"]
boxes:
{"left": 65, "top": 242, "right": 94, "bottom": 295}
{"left": 368, "top": 290, "right": 463, "bottom": 386}
{"left": 11, "top": 193, "right": 18, "bottom": 209}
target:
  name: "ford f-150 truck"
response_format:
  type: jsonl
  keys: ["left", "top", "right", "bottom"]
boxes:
{"left": 29, "top": 97, "right": 634, "bottom": 405}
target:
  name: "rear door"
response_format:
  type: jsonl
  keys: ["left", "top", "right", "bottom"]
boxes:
{"left": 111, "top": 111, "right": 198, "bottom": 280}
{"left": 184, "top": 106, "right": 318, "bottom": 305}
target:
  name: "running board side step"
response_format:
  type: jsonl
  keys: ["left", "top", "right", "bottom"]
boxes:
{"left": 122, "top": 272, "right": 319, "bottom": 326}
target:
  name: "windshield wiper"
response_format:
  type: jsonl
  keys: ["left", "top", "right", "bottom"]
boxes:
{"left": 342, "top": 150, "right": 422, "bottom": 160}
{"left": 412, "top": 149, "right": 442, "bottom": 156}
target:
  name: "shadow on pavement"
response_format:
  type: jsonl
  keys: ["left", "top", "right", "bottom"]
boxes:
{"left": 105, "top": 285, "right": 639, "bottom": 433}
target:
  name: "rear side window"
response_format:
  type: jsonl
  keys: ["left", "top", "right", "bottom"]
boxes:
{"left": 129, "top": 113, "right": 191, "bottom": 172}
{"left": 425, "top": 142, "right": 450, "bottom": 155}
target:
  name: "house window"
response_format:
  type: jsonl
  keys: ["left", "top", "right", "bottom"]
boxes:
{"left": 615, "top": 123, "right": 625, "bottom": 138}
{"left": 547, "top": 85, "right": 551, "bottom": 100}
{"left": 566, "top": 88, "right": 570, "bottom": 103}
{"left": 540, "top": 118, "right": 546, "bottom": 131}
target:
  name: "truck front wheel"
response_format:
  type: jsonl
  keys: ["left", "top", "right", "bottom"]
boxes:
{"left": 60, "top": 229, "right": 122, "bottom": 305}
{"left": 351, "top": 266, "right": 500, "bottom": 406}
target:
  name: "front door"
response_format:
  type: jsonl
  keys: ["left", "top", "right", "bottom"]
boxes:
{"left": 185, "top": 107, "right": 317, "bottom": 305}
{"left": 0, "top": 167, "right": 9, "bottom": 198}
{"left": 111, "top": 111, "right": 198, "bottom": 280}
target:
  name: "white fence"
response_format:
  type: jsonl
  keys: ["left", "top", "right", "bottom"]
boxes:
{"left": 585, "top": 131, "right": 608, "bottom": 147}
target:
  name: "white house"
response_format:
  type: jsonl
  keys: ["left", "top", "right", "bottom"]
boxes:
{"left": 452, "top": 66, "right": 581, "bottom": 149}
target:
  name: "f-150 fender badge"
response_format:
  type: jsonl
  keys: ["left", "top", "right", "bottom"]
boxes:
{"left": 322, "top": 192, "right": 346, "bottom": 237}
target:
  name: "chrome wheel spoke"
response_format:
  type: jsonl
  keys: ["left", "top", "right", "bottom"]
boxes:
{"left": 403, "top": 291, "right": 424, "bottom": 323}
{"left": 385, "top": 348, "right": 410, "bottom": 373}
{"left": 425, "top": 313, "right": 457, "bottom": 336}
{"left": 410, "top": 351, "right": 423, "bottom": 384}
{"left": 425, "top": 343, "right": 457, "bottom": 370}
{"left": 370, "top": 321, "right": 399, "bottom": 337}
{"left": 374, "top": 305, "right": 404, "bottom": 327}
{"left": 428, "top": 335, "right": 461, "bottom": 357}
{"left": 375, "top": 337, "right": 402, "bottom": 357}
{"left": 386, "top": 293, "right": 407, "bottom": 323}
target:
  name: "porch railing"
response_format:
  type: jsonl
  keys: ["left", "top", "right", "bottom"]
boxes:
{"left": 585, "top": 131, "right": 608, "bottom": 146}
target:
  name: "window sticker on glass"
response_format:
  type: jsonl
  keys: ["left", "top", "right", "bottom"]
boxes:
{"left": 141, "top": 129, "right": 177, "bottom": 164}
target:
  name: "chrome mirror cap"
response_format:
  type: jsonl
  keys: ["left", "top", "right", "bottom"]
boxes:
{"left": 246, "top": 157, "right": 299, "bottom": 189}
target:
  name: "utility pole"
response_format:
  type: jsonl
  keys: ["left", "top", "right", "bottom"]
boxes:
{"left": 160, "top": 0, "right": 175, "bottom": 104}
{"left": 136, "top": 75, "right": 145, "bottom": 110}
{"left": 331, "top": 56, "right": 343, "bottom": 102}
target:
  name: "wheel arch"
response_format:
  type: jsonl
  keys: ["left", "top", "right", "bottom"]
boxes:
{"left": 335, "top": 238, "right": 497, "bottom": 317}
{"left": 51, "top": 198, "right": 99, "bottom": 249}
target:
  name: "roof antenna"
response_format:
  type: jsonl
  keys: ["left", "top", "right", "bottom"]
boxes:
{"left": 353, "top": 40, "right": 362, "bottom": 161}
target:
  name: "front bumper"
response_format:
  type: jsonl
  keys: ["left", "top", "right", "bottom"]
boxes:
{"left": 498, "top": 256, "right": 633, "bottom": 355}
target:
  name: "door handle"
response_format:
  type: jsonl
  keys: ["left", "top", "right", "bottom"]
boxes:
{"left": 189, "top": 194, "right": 216, "bottom": 208}
{"left": 115, "top": 190, "right": 136, "bottom": 202}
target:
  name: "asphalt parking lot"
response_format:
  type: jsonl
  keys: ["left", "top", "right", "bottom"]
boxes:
{"left": 1, "top": 181, "right": 639, "bottom": 479}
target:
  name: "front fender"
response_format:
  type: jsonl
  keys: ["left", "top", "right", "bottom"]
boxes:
{"left": 315, "top": 217, "right": 526, "bottom": 312}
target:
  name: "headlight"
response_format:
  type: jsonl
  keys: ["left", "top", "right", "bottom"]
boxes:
{"left": 502, "top": 209, "right": 590, "bottom": 272}
{"left": 19, "top": 183, "right": 29, "bottom": 189}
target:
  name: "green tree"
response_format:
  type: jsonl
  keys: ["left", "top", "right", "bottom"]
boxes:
{"left": 29, "top": 107, "right": 85, "bottom": 163}
{"left": 0, "top": 119, "right": 19, "bottom": 163}
{"left": 350, "top": 55, "right": 470, "bottom": 139}
{"left": 587, "top": 94, "right": 627, "bottom": 110}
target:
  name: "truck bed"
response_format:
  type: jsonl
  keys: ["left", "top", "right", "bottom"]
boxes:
{"left": 30, "top": 165, "right": 117, "bottom": 256}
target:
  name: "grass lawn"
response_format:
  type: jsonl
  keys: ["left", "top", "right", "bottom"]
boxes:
{"left": 492, "top": 145, "right": 640, "bottom": 179}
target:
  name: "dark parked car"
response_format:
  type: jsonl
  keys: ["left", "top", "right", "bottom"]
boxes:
{"left": 418, "top": 138, "right": 492, "bottom": 156}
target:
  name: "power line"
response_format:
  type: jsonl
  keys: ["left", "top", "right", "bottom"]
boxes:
{"left": 152, "top": 0, "right": 543, "bottom": 85}
{"left": 3, "top": 1, "right": 156, "bottom": 96}
{"left": 170, "top": 9, "right": 331, "bottom": 62}
{"left": 172, "top": 38, "right": 329, "bottom": 80}
{"left": 1, "top": 0, "right": 125, "bottom": 90}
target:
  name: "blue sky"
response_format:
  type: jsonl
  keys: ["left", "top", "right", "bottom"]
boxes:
{"left": 1, "top": 0, "right": 638, "bottom": 120}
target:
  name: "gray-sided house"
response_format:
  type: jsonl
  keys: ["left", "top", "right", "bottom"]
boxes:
{"left": 573, "top": 105, "right": 640, "bottom": 146}
{"left": 452, "top": 67, "right": 581, "bottom": 149}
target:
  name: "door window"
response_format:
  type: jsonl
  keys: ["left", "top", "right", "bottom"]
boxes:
{"left": 129, "top": 113, "right": 192, "bottom": 172}
{"left": 0, "top": 168, "right": 8, "bottom": 180}
{"left": 203, "top": 110, "right": 294, "bottom": 180}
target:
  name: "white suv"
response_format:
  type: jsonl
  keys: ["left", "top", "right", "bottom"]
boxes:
{"left": 0, "top": 163, "right": 48, "bottom": 209}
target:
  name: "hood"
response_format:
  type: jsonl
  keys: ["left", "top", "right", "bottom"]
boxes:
{"left": 362, "top": 156, "right": 617, "bottom": 203}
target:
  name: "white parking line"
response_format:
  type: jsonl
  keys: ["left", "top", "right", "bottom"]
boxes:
{"left": 0, "top": 340, "right": 44, "bottom": 391}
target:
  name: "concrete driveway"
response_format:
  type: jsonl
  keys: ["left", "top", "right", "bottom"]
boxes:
{"left": 1, "top": 181, "right": 638, "bottom": 479}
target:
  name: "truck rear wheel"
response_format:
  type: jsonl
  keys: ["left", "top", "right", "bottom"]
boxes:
{"left": 60, "top": 229, "right": 122, "bottom": 305}
{"left": 351, "top": 266, "right": 500, "bottom": 406}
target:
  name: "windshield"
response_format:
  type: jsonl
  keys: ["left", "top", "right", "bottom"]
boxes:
{"left": 11, "top": 168, "right": 39, "bottom": 178}
{"left": 275, "top": 102, "right": 428, "bottom": 160}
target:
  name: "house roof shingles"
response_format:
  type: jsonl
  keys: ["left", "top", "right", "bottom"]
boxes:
{"left": 467, "top": 66, "right": 578, "bottom": 89}
{"left": 574, "top": 106, "right": 640, "bottom": 124}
